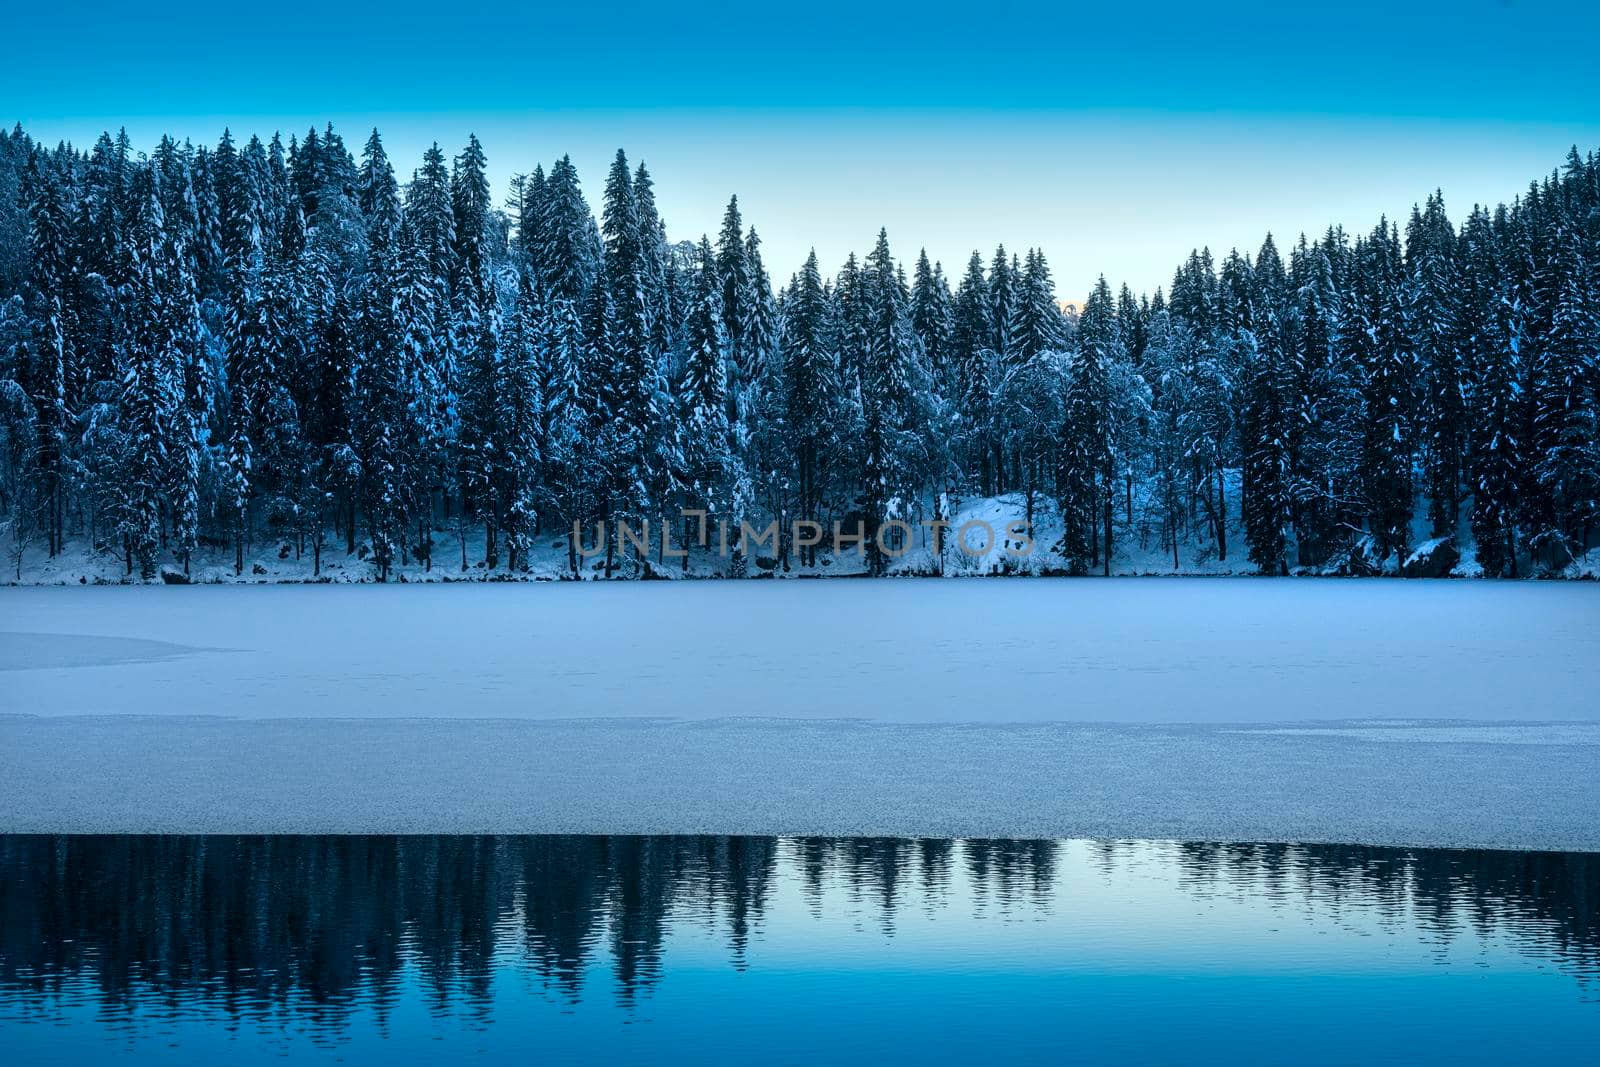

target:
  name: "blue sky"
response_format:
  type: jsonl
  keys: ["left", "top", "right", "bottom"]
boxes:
{"left": 8, "top": 0, "right": 1598, "bottom": 298}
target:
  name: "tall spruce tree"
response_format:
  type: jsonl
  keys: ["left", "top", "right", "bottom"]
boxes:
{"left": 1353, "top": 220, "right": 1415, "bottom": 564}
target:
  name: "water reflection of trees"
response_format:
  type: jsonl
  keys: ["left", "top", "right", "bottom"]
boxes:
{"left": 1165, "top": 841, "right": 1600, "bottom": 982}
{"left": 1, "top": 836, "right": 1594, "bottom": 1022}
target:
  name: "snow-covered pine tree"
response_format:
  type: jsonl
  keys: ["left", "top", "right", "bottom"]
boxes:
{"left": 632, "top": 163, "right": 670, "bottom": 355}
{"left": 1236, "top": 243, "right": 1291, "bottom": 573}
{"left": 402, "top": 144, "right": 459, "bottom": 564}
{"left": 496, "top": 273, "right": 541, "bottom": 570}
{"left": 450, "top": 134, "right": 494, "bottom": 566}
{"left": 1527, "top": 216, "right": 1600, "bottom": 567}
{"left": 1168, "top": 249, "right": 1234, "bottom": 562}
{"left": 679, "top": 236, "right": 734, "bottom": 569}
{"left": 457, "top": 279, "right": 501, "bottom": 568}
{"left": 1289, "top": 238, "right": 1357, "bottom": 565}
{"left": 1462, "top": 204, "right": 1524, "bottom": 576}
{"left": 533, "top": 287, "right": 585, "bottom": 554}
{"left": 910, "top": 250, "right": 954, "bottom": 391}
{"left": 1353, "top": 220, "right": 1415, "bottom": 565}
{"left": 859, "top": 230, "right": 919, "bottom": 575}
{"left": 352, "top": 129, "right": 406, "bottom": 579}
{"left": 69, "top": 133, "right": 131, "bottom": 394}
{"left": 600, "top": 149, "right": 658, "bottom": 573}
{"left": 1405, "top": 193, "right": 1466, "bottom": 538}
{"left": 633, "top": 166, "right": 682, "bottom": 533}
{"left": 781, "top": 249, "right": 839, "bottom": 565}
{"left": 1117, "top": 284, "right": 1148, "bottom": 367}
{"left": 950, "top": 251, "right": 996, "bottom": 493}
{"left": 0, "top": 376, "right": 38, "bottom": 578}
{"left": 150, "top": 143, "right": 208, "bottom": 574}
{"left": 393, "top": 209, "right": 450, "bottom": 571}
{"left": 119, "top": 164, "right": 181, "bottom": 578}
{"left": 1015, "top": 249, "right": 1066, "bottom": 362}
{"left": 742, "top": 226, "right": 777, "bottom": 396}
{"left": 987, "top": 245, "right": 1018, "bottom": 368}
{"left": 538, "top": 155, "right": 601, "bottom": 308}
{"left": 1060, "top": 277, "right": 1119, "bottom": 574}
{"left": 21, "top": 148, "right": 71, "bottom": 557}
{"left": 218, "top": 135, "right": 265, "bottom": 577}
{"left": 715, "top": 196, "right": 757, "bottom": 431}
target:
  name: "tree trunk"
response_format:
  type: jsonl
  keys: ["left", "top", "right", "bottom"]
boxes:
{"left": 1103, "top": 483, "right": 1113, "bottom": 577}
{"left": 1216, "top": 471, "right": 1227, "bottom": 562}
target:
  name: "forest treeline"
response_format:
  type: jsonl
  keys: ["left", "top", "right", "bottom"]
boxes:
{"left": 0, "top": 124, "right": 1595, "bottom": 579}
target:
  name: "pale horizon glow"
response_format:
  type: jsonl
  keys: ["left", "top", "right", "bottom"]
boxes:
{"left": 8, "top": 1, "right": 1598, "bottom": 300}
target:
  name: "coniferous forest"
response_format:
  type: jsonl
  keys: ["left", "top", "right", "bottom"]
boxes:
{"left": 0, "top": 124, "right": 1596, "bottom": 581}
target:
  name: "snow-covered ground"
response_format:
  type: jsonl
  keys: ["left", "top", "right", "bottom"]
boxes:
{"left": 1, "top": 581, "right": 1595, "bottom": 847}
{"left": 2, "top": 580, "right": 1595, "bottom": 722}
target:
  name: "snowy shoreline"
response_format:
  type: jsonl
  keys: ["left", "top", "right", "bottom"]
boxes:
{"left": 9, "top": 495, "right": 1600, "bottom": 586}
{"left": 10, "top": 550, "right": 1599, "bottom": 585}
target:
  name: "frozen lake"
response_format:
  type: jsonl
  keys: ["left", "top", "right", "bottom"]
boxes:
{"left": 2, "top": 581, "right": 1596, "bottom": 847}
{"left": 2, "top": 580, "right": 1596, "bottom": 722}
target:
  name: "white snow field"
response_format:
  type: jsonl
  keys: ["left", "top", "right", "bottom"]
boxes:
{"left": 1, "top": 580, "right": 1596, "bottom": 847}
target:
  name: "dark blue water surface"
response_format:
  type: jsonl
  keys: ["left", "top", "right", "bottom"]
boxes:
{"left": 1, "top": 836, "right": 1595, "bottom": 1064}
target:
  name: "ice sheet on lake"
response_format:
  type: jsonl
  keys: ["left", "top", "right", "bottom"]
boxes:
{"left": 0, "top": 580, "right": 1594, "bottom": 723}
{"left": 2, "top": 715, "right": 1596, "bottom": 850}
{"left": 2, "top": 581, "right": 1594, "bottom": 848}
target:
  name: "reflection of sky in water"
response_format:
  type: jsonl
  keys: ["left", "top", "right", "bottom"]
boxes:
{"left": 1, "top": 837, "right": 1596, "bottom": 1064}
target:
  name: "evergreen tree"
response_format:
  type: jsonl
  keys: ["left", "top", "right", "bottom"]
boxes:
{"left": 910, "top": 250, "right": 954, "bottom": 388}
{"left": 1353, "top": 221, "right": 1415, "bottom": 564}
{"left": 716, "top": 196, "right": 756, "bottom": 426}
{"left": 679, "top": 236, "right": 734, "bottom": 562}
{"left": 21, "top": 149, "right": 71, "bottom": 556}
{"left": 988, "top": 245, "right": 1018, "bottom": 365}
{"left": 1462, "top": 205, "right": 1524, "bottom": 576}
{"left": 539, "top": 155, "right": 600, "bottom": 306}
{"left": 495, "top": 275, "right": 541, "bottom": 569}
{"left": 1406, "top": 193, "right": 1466, "bottom": 537}
{"left": 1014, "top": 248, "right": 1065, "bottom": 361}
{"left": 859, "top": 230, "right": 919, "bottom": 575}
{"left": 1238, "top": 242, "right": 1291, "bottom": 573}
{"left": 119, "top": 165, "right": 181, "bottom": 578}
{"left": 599, "top": 149, "right": 657, "bottom": 570}
{"left": 1060, "top": 278, "right": 1117, "bottom": 573}
{"left": 950, "top": 251, "right": 997, "bottom": 492}
{"left": 780, "top": 249, "right": 839, "bottom": 564}
{"left": 1528, "top": 218, "right": 1600, "bottom": 566}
